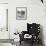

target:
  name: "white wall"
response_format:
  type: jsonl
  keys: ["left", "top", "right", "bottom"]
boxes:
{"left": 0, "top": 0, "right": 8, "bottom": 3}
{"left": 0, "top": 0, "right": 45, "bottom": 46}
{"left": 0, "top": 0, "right": 46, "bottom": 46}
{"left": 9, "top": 0, "right": 46, "bottom": 46}
{"left": 0, "top": 0, "right": 12, "bottom": 46}
{"left": 0, "top": 4, "right": 9, "bottom": 39}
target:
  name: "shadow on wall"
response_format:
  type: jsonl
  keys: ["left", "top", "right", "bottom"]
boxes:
{"left": 40, "top": 25, "right": 45, "bottom": 46}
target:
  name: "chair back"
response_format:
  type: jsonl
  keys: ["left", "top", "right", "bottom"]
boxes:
{"left": 27, "top": 23, "right": 40, "bottom": 35}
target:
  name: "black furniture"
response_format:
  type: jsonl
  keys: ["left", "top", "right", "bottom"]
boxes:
{"left": 19, "top": 23, "right": 41, "bottom": 46}
{"left": 41, "top": 0, "right": 43, "bottom": 3}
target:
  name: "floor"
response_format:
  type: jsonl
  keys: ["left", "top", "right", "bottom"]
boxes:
{"left": 0, "top": 43, "right": 13, "bottom": 46}
{"left": 19, "top": 41, "right": 43, "bottom": 46}
{"left": 0, "top": 41, "right": 43, "bottom": 46}
{"left": 0, "top": 42, "right": 43, "bottom": 46}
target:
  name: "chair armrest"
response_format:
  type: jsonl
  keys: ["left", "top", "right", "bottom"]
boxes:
{"left": 19, "top": 31, "right": 27, "bottom": 41}
{"left": 22, "top": 31, "right": 28, "bottom": 35}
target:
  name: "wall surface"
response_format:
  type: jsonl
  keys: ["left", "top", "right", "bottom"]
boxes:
{"left": 0, "top": 0, "right": 46, "bottom": 46}
{"left": 0, "top": 0, "right": 12, "bottom": 46}
{"left": 0, "top": 4, "right": 9, "bottom": 39}
{"left": 9, "top": 0, "right": 46, "bottom": 46}
{"left": 0, "top": 0, "right": 8, "bottom": 3}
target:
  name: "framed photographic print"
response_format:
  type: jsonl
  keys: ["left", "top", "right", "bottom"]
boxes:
{"left": 16, "top": 7, "right": 27, "bottom": 20}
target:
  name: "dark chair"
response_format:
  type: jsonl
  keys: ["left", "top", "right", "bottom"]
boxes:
{"left": 19, "top": 23, "right": 40, "bottom": 46}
